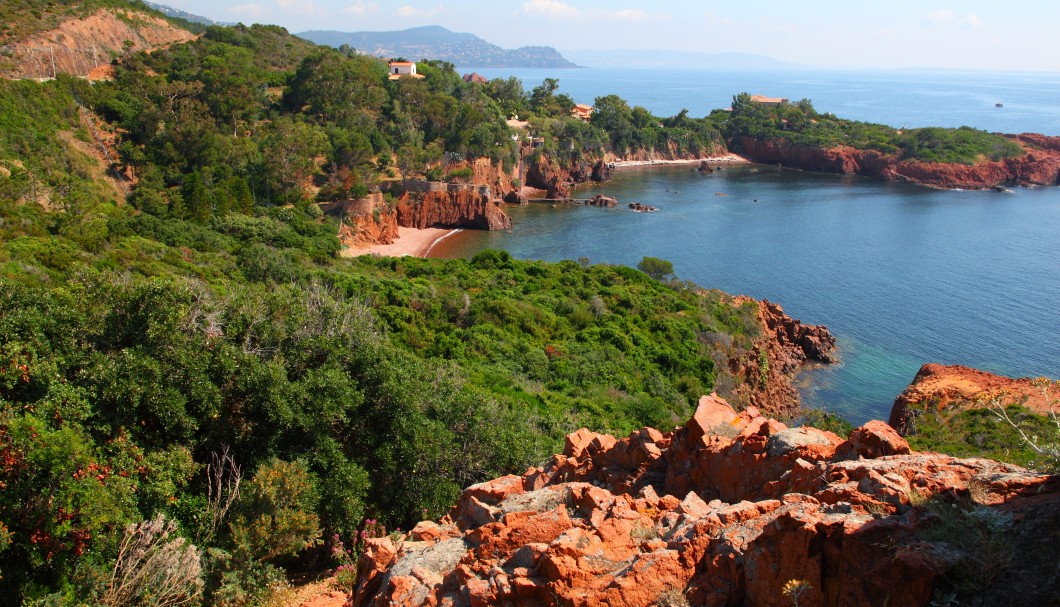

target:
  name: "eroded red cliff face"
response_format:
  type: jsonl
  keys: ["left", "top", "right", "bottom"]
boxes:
{"left": 338, "top": 211, "right": 399, "bottom": 247}
{"left": 350, "top": 394, "right": 1057, "bottom": 607}
{"left": 394, "top": 185, "right": 512, "bottom": 231}
{"left": 735, "top": 135, "right": 1060, "bottom": 189}
{"left": 524, "top": 156, "right": 611, "bottom": 198}
{"left": 336, "top": 181, "right": 512, "bottom": 247}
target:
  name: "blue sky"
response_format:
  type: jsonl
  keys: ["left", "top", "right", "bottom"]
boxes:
{"left": 161, "top": 0, "right": 1060, "bottom": 71}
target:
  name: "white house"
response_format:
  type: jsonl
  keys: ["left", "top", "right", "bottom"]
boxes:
{"left": 388, "top": 61, "right": 424, "bottom": 80}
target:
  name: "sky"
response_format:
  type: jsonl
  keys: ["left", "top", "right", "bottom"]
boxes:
{"left": 160, "top": 0, "right": 1060, "bottom": 72}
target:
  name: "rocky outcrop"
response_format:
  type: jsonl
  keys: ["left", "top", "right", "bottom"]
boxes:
{"left": 3, "top": 9, "right": 196, "bottom": 80}
{"left": 461, "top": 157, "right": 518, "bottom": 201}
{"left": 525, "top": 156, "right": 612, "bottom": 198}
{"left": 889, "top": 363, "right": 1059, "bottom": 434}
{"left": 729, "top": 299, "right": 836, "bottom": 418}
{"left": 524, "top": 144, "right": 728, "bottom": 198}
{"left": 600, "top": 141, "right": 728, "bottom": 166}
{"left": 326, "top": 193, "right": 399, "bottom": 248}
{"left": 350, "top": 394, "right": 1057, "bottom": 607}
{"left": 334, "top": 159, "right": 516, "bottom": 245}
{"left": 394, "top": 183, "right": 512, "bottom": 231}
{"left": 758, "top": 300, "right": 837, "bottom": 369}
{"left": 734, "top": 135, "right": 1060, "bottom": 190}
{"left": 585, "top": 194, "right": 617, "bottom": 207}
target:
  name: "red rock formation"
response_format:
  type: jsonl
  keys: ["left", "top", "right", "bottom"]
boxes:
{"left": 524, "top": 144, "right": 733, "bottom": 198}
{"left": 339, "top": 158, "right": 516, "bottom": 244}
{"left": 524, "top": 156, "right": 617, "bottom": 198}
{"left": 338, "top": 210, "right": 399, "bottom": 248}
{"left": 889, "top": 363, "right": 1059, "bottom": 434}
{"left": 585, "top": 194, "right": 618, "bottom": 207}
{"left": 735, "top": 136, "right": 1060, "bottom": 190}
{"left": 350, "top": 394, "right": 1055, "bottom": 607}
{"left": 729, "top": 299, "right": 836, "bottom": 418}
{"left": 394, "top": 186, "right": 512, "bottom": 231}
{"left": 463, "top": 157, "right": 518, "bottom": 201}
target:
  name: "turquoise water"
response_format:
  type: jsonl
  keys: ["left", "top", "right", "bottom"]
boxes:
{"left": 433, "top": 68, "right": 1060, "bottom": 424}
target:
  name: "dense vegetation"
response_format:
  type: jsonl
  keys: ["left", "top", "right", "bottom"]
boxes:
{"left": 904, "top": 401, "right": 1059, "bottom": 472}
{"left": 0, "top": 195, "right": 762, "bottom": 605}
{"left": 720, "top": 92, "right": 1025, "bottom": 165}
{"left": 0, "top": 22, "right": 761, "bottom": 600}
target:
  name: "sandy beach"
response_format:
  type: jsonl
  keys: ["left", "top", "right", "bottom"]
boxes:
{"left": 608, "top": 154, "right": 749, "bottom": 169}
{"left": 341, "top": 227, "right": 457, "bottom": 259}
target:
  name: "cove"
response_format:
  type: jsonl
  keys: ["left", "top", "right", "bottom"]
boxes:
{"left": 430, "top": 164, "right": 1060, "bottom": 424}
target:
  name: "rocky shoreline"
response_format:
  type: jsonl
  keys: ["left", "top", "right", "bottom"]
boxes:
{"left": 734, "top": 134, "right": 1060, "bottom": 190}
{"left": 606, "top": 154, "right": 749, "bottom": 169}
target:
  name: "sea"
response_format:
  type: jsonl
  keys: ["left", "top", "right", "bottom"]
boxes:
{"left": 431, "top": 67, "right": 1060, "bottom": 425}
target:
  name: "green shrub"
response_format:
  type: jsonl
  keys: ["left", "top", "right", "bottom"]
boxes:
{"left": 229, "top": 458, "right": 321, "bottom": 563}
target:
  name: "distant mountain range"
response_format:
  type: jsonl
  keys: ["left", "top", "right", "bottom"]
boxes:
{"left": 297, "top": 25, "right": 579, "bottom": 69}
{"left": 562, "top": 49, "right": 800, "bottom": 70}
{"left": 142, "top": 1, "right": 232, "bottom": 26}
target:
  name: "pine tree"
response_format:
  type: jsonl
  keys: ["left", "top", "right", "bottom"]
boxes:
{"left": 182, "top": 171, "right": 210, "bottom": 224}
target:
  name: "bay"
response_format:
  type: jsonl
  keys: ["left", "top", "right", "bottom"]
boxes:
{"left": 433, "top": 68, "right": 1060, "bottom": 424}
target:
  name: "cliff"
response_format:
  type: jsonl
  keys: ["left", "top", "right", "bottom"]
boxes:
{"left": 332, "top": 193, "right": 401, "bottom": 248}
{"left": 734, "top": 135, "right": 1060, "bottom": 190}
{"left": 393, "top": 182, "right": 511, "bottom": 231}
{"left": 728, "top": 299, "right": 836, "bottom": 418}
{"left": 333, "top": 161, "right": 514, "bottom": 248}
{"left": 889, "top": 363, "right": 1059, "bottom": 434}
{"left": 524, "top": 155, "right": 611, "bottom": 199}
{"left": 350, "top": 394, "right": 1059, "bottom": 607}
{"left": 1, "top": 8, "right": 196, "bottom": 80}
{"left": 524, "top": 144, "right": 728, "bottom": 198}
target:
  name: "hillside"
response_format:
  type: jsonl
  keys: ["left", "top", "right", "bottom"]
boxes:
{"left": 0, "top": 0, "right": 197, "bottom": 79}
{"left": 297, "top": 25, "right": 578, "bottom": 68}
{"left": 0, "top": 17, "right": 804, "bottom": 604}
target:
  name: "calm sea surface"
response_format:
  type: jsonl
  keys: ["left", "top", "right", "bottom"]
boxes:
{"left": 434, "top": 68, "right": 1060, "bottom": 424}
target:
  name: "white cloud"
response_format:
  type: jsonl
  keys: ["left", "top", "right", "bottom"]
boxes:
{"left": 702, "top": 11, "right": 733, "bottom": 26}
{"left": 923, "top": 9, "right": 981, "bottom": 28}
{"left": 923, "top": 9, "right": 955, "bottom": 25}
{"left": 227, "top": 3, "right": 272, "bottom": 19}
{"left": 341, "top": 1, "right": 378, "bottom": 14}
{"left": 522, "top": 0, "right": 578, "bottom": 18}
{"left": 277, "top": 0, "right": 320, "bottom": 15}
{"left": 395, "top": 5, "right": 444, "bottom": 18}
{"left": 606, "top": 9, "right": 646, "bottom": 22}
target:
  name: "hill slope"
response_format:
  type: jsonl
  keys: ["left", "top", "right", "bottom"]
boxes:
{"left": 0, "top": 1, "right": 196, "bottom": 79}
{"left": 297, "top": 25, "right": 578, "bottom": 68}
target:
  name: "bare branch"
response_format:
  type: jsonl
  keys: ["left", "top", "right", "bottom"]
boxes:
{"left": 101, "top": 514, "right": 203, "bottom": 607}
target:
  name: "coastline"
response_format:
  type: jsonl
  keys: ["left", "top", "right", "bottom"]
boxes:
{"left": 341, "top": 227, "right": 458, "bottom": 259}
{"left": 608, "top": 154, "right": 749, "bottom": 169}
